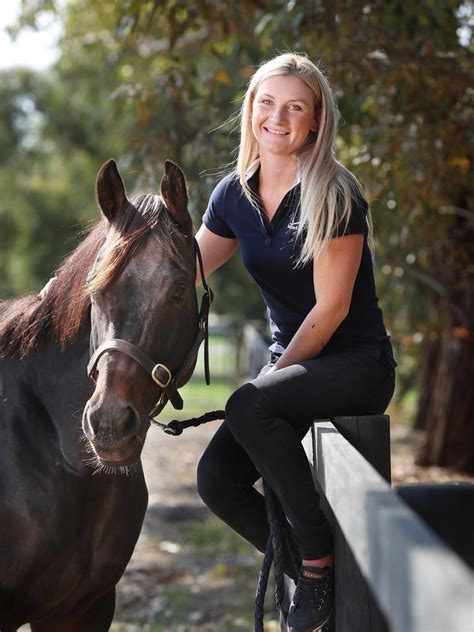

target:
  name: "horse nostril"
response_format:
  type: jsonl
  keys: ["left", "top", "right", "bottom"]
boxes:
{"left": 85, "top": 402, "right": 141, "bottom": 442}
{"left": 116, "top": 405, "right": 141, "bottom": 438}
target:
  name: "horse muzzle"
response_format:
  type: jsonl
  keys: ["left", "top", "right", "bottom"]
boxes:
{"left": 82, "top": 397, "right": 148, "bottom": 466}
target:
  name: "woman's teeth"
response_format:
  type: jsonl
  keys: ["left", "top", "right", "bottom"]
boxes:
{"left": 265, "top": 127, "right": 288, "bottom": 135}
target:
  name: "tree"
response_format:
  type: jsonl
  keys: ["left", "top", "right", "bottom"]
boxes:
{"left": 0, "top": 2, "right": 139, "bottom": 296}
{"left": 8, "top": 0, "right": 474, "bottom": 470}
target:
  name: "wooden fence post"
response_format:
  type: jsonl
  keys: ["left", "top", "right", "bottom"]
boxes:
{"left": 332, "top": 415, "right": 391, "bottom": 484}
{"left": 308, "top": 415, "right": 391, "bottom": 632}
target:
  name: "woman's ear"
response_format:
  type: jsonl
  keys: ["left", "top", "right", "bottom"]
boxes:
{"left": 310, "top": 111, "right": 320, "bottom": 133}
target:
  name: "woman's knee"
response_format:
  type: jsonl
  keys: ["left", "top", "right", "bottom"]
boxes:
{"left": 225, "top": 382, "right": 266, "bottom": 442}
{"left": 196, "top": 456, "right": 223, "bottom": 509}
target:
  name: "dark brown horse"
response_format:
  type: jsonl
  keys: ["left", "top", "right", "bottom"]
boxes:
{"left": 0, "top": 160, "right": 199, "bottom": 631}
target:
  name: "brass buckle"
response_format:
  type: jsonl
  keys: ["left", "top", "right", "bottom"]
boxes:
{"left": 151, "top": 364, "right": 172, "bottom": 388}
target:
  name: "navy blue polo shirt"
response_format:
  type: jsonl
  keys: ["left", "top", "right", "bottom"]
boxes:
{"left": 203, "top": 170, "right": 393, "bottom": 359}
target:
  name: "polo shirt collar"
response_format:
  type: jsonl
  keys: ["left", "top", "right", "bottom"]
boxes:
{"left": 245, "top": 158, "right": 301, "bottom": 189}
{"left": 245, "top": 162, "right": 301, "bottom": 235}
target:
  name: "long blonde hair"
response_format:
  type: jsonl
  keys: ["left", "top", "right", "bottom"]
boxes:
{"left": 236, "top": 52, "right": 372, "bottom": 264}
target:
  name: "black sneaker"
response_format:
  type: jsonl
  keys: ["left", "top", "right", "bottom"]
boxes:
{"left": 287, "top": 565, "right": 334, "bottom": 632}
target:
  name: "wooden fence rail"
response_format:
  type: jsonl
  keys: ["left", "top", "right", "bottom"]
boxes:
{"left": 300, "top": 417, "right": 474, "bottom": 632}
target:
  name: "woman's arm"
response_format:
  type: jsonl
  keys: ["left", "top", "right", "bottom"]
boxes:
{"left": 272, "top": 234, "right": 364, "bottom": 370}
{"left": 195, "top": 224, "right": 238, "bottom": 285}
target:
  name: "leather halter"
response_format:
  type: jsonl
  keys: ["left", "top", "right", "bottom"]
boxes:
{"left": 87, "top": 237, "right": 212, "bottom": 419}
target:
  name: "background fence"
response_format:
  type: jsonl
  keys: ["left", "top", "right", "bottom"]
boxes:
{"left": 161, "top": 319, "right": 268, "bottom": 423}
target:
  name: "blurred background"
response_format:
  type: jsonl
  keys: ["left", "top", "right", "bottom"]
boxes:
{"left": 2, "top": 2, "right": 472, "bottom": 629}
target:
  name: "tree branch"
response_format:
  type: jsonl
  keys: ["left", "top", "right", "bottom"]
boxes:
{"left": 384, "top": 258, "right": 469, "bottom": 327}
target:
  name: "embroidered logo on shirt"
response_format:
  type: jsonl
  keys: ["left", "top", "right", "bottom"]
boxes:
{"left": 303, "top": 569, "right": 324, "bottom": 580}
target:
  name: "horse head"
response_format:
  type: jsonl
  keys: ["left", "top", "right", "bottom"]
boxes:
{"left": 82, "top": 159, "right": 198, "bottom": 467}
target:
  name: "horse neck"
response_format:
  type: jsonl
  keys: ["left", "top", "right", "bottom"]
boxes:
{"left": 31, "top": 330, "right": 94, "bottom": 474}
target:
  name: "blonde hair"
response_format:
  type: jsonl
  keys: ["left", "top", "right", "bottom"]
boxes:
{"left": 236, "top": 52, "right": 372, "bottom": 263}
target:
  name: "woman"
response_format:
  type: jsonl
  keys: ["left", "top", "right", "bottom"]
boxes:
{"left": 195, "top": 52, "right": 396, "bottom": 632}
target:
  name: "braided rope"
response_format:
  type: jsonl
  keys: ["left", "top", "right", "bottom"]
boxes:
{"left": 254, "top": 537, "right": 274, "bottom": 632}
{"left": 253, "top": 481, "right": 302, "bottom": 631}
{"left": 264, "top": 481, "right": 286, "bottom": 611}
{"left": 161, "top": 410, "right": 226, "bottom": 435}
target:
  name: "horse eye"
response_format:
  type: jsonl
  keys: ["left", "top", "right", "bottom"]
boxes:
{"left": 171, "top": 284, "right": 186, "bottom": 302}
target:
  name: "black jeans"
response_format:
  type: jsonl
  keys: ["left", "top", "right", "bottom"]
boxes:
{"left": 197, "top": 347, "right": 396, "bottom": 559}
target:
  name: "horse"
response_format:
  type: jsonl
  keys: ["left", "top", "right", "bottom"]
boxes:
{"left": 0, "top": 159, "right": 202, "bottom": 631}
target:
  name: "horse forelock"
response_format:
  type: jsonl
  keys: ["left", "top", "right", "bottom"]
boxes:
{"left": 86, "top": 193, "right": 190, "bottom": 296}
{"left": 0, "top": 194, "right": 192, "bottom": 359}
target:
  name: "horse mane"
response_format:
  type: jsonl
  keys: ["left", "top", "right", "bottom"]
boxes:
{"left": 0, "top": 194, "right": 189, "bottom": 359}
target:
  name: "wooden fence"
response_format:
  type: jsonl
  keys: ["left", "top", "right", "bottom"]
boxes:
{"left": 298, "top": 416, "right": 474, "bottom": 632}
{"left": 235, "top": 320, "right": 270, "bottom": 383}
{"left": 192, "top": 319, "right": 270, "bottom": 386}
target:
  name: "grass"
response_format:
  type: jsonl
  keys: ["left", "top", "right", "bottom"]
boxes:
{"left": 159, "top": 378, "right": 233, "bottom": 422}
{"left": 181, "top": 516, "right": 260, "bottom": 562}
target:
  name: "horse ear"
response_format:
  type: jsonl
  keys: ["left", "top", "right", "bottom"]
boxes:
{"left": 160, "top": 160, "right": 192, "bottom": 234}
{"left": 96, "top": 159, "right": 129, "bottom": 222}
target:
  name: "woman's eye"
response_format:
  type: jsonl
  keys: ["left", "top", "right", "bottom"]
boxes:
{"left": 289, "top": 104, "right": 302, "bottom": 111}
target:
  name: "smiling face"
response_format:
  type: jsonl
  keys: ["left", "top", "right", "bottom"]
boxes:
{"left": 251, "top": 74, "right": 319, "bottom": 159}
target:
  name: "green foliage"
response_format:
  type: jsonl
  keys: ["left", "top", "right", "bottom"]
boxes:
{"left": 1, "top": 1, "right": 472, "bottom": 407}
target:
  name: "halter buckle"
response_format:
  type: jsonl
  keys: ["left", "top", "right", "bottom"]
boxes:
{"left": 151, "top": 363, "right": 172, "bottom": 388}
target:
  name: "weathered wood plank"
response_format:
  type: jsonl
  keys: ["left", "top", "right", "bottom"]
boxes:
{"left": 309, "top": 419, "right": 389, "bottom": 632}
{"left": 332, "top": 415, "right": 391, "bottom": 484}
{"left": 303, "top": 421, "right": 474, "bottom": 632}
{"left": 329, "top": 498, "right": 389, "bottom": 632}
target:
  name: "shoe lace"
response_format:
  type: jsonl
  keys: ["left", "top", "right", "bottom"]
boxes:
{"left": 294, "top": 574, "right": 331, "bottom": 610}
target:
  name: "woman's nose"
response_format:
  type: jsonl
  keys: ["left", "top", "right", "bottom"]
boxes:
{"left": 270, "top": 106, "right": 286, "bottom": 123}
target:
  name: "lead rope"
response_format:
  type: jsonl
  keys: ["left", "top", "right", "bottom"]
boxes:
{"left": 159, "top": 409, "right": 301, "bottom": 631}
{"left": 194, "top": 237, "right": 212, "bottom": 385}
